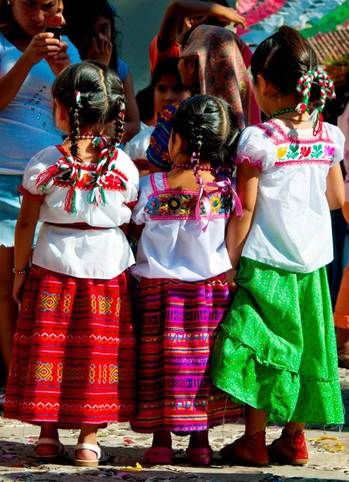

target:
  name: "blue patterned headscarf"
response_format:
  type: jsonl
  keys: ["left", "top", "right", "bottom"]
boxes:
{"left": 146, "top": 104, "right": 177, "bottom": 171}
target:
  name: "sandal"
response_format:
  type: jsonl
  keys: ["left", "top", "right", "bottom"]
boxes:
{"left": 143, "top": 446, "right": 174, "bottom": 465}
{"left": 186, "top": 446, "right": 213, "bottom": 466}
{"left": 74, "top": 442, "right": 106, "bottom": 467}
{"left": 35, "top": 438, "right": 66, "bottom": 461}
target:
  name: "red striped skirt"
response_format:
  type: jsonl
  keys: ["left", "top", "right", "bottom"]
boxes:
{"left": 131, "top": 275, "right": 242, "bottom": 433}
{"left": 5, "top": 266, "right": 135, "bottom": 428}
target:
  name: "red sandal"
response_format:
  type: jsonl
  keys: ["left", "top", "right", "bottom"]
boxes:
{"left": 35, "top": 438, "right": 66, "bottom": 462}
{"left": 186, "top": 446, "right": 213, "bottom": 466}
{"left": 143, "top": 446, "right": 174, "bottom": 465}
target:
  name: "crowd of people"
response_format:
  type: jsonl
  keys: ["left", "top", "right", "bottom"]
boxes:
{"left": 0, "top": 0, "right": 348, "bottom": 470}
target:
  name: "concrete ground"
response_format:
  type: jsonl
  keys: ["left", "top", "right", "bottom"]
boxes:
{"left": 0, "top": 367, "right": 348, "bottom": 482}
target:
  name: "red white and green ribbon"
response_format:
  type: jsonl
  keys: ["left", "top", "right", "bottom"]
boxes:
{"left": 296, "top": 68, "right": 336, "bottom": 135}
{"left": 36, "top": 137, "right": 126, "bottom": 214}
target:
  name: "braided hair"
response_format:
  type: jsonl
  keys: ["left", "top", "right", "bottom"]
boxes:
{"left": 171, "top": 95, "right": 239, "bottom": 174}
{"left": 52, "top": 61, "right": 126, "bottom": 157}
{"left": 251, "top": 26, "right": 335, "bottom": 111}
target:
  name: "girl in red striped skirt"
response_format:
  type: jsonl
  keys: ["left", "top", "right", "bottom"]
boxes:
{"left": 131, "top": 95, "right": 242, "bottom": 466}
{"left": 5, "top": 61, "right": 139, "bottom": 467}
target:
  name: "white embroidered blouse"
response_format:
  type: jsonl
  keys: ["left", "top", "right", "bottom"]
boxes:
{"left": 238, "top": 120, "right": 345, "bottom": 273}
{"left": 22, "top": 144, "right": 139, "bottom": 279}
{"left": 131, "top": 172, "right": 233, "bottom": 281}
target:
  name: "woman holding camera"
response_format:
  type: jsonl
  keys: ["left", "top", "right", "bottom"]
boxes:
{"left": 0, "top": 0, "right": 79, "bottom": 379}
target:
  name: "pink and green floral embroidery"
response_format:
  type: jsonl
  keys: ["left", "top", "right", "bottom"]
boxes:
{"left": 276, "top": 142, "right": 333, "bottom": 163}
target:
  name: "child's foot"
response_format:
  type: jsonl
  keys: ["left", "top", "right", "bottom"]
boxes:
{"left": 143, "top": 431, "right": 173, "bottom": 465}
{"left": 36, "top": 425, "right": 63, "bottom": 460}
{"left": 269, "top": 430, "right": 308, "bottom": 465}
{"left": 220, "top": 431, "right": 269, "bottom": 466}
{"left": 35, "top": 438, "right": 65, "bottom": 460}
{"left": 186, "top": 431, "right": 213, "bottom": 466}
{"left": 186, "top": 446, "right": 213, "bottom": 466}
{"left": 143, "top": 446, "right": 174, "bottom": 465}
{"left": 75, "top": 443, "right": 105, "bottom": 467}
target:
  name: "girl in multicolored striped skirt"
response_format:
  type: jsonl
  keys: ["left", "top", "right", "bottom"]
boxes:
{"left": 5, "top": 62, "right": 139, "bottom": 467}
{"left": 131, "top": 94, "right": 242, "bottom": 466}
{"left": 211, "top": 26, "right": 345, "bottom": 467}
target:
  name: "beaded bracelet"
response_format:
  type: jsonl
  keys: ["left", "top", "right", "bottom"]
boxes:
{"left": 12, "top": 268, "right": 27, "bottom": 275}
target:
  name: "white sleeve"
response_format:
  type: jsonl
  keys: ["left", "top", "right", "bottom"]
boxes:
{"left": 124, "top": 128, "right": 153, "bottom": 161}
{"left": 325, "top": 122, "right": 346, "bottom": 201}
{"left": 236, "top": 126, "right": 276, "bottom": 171}
{"left": 115, "top": 149, "right": 139, "bottom": 203}
{"left": 325, "top": 123, "right": 345, "bottom": 165}
{"left": 22, "top": 146, "right": 60, "bottom": 196}
{"left": 132, "top": 175, "right": 151, "bottom": 225}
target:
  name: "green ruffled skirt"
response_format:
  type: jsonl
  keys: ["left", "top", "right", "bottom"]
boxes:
{"left": 211, "top": 257, "right": 344, "bottom": 424}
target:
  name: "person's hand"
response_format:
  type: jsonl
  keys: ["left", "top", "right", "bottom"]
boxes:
{"left": 46, "top": 40, "right": 69, "bottom": 75}
{"left": 22, "top": 32, "right": 61, "bottom": 66}
{"left": 225, "top": 267, "right": 238, "bottom": 291}
{"left": 13, "top": 273, "right": 27, "bottom": 304}
{"left": 226, "top": 8, "right": 247, "bottom": 28}
{"left": 86, "top": 33, "right": 112, "bottom": 66}
{"left": 210, "top": 7, "right": 247, "bottom": 28}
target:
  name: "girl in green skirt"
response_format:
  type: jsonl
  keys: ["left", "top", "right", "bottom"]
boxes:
{"left": 211, "top": 26, "right": 345, "bottom": 467}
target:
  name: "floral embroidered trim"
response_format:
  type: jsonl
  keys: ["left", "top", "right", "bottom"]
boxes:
{"left": 144, "top": 191, "right": 232, "bottom": 219}
{"left": 276, "top": 143, "right": 336, "bottom": 162}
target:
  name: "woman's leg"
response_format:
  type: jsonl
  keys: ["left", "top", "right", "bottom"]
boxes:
{"left": 0, "top": 246, "right": 18, "bottom": 372}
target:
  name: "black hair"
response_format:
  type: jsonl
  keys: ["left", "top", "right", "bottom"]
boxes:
{"left": 172, "top": 94, "right": 239, "bottom": 172}
{"left": 136, "top": 85, "right": 154, "bottom": 125}
{"left": 251, "top": 26, "right": 318, "bottom": 97}
{"left": 138, "top": 57, "right": 189, "bottom": 124}
{"left": 52, "top": 61, "right": 125, "bottom": 157}
{"left": 151, "top": 57, "right": 184, "bottom": 89}
{"left": 64, "top": 0, "right": 120, "bottom": 69}
{"left": 0, "top": 0, "right": 56, "bottom": 35}
{"left": 0, "top": 0, "right": 13, "bottom": 35}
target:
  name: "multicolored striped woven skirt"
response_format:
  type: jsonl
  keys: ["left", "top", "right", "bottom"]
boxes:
{"left": 5, "top": 265, "right": 135, "bottom": 428}
{"left": 131, "top": 275, "right": 242, "bottom": 433}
